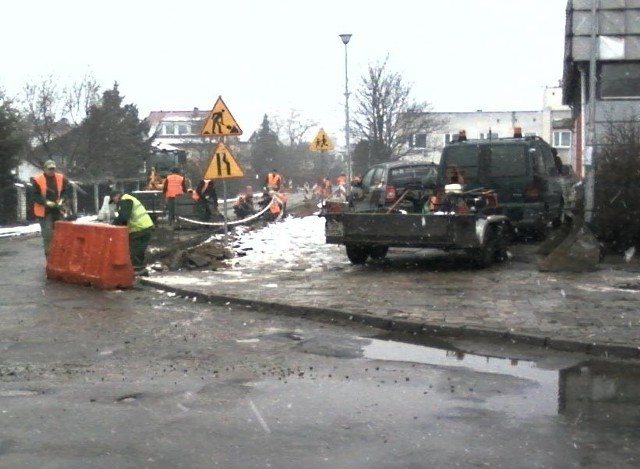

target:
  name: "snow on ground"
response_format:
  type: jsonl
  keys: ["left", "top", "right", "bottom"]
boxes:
{"left": 154, "top": 215, "right": 348, "bottom": 286}
{"left": 0, "top": 223, "right": 41, "bottom": 238}
{"left": 0, "top": 216, "right": 98, "bottom": 239}
{"left": 229, "top": 215, "right": 345, "bottom": 273}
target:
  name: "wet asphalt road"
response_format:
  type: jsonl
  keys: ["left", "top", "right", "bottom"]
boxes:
{"left": 1, "top": 236, "right": 640, "bottom": 468}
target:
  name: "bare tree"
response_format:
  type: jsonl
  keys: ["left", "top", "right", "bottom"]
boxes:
{"left": 21, "top": 76, "right": 63, "bottom": 156}
{"left": 20, "top": 74, "right": 100, "bottom": 158}
{"left": 272, "top": 109, "right": 318, "bottom": 147}
{"left": 63, "top": 74, "right": 100, "bottom": 125}
{"left": 352, "top": 57, "right": 443, "bottom": 161}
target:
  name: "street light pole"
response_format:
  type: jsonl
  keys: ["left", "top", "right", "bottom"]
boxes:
{"left": 339, "top": 33, "right": 352, "bottom": 191}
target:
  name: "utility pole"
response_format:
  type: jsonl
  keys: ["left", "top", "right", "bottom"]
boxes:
{"left": 584, "top": 0, "right": 599, "bottom": 223}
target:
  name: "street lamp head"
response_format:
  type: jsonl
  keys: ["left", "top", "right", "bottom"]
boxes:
{"left": 339, "top": 34, "right": 352, "bottom": 45}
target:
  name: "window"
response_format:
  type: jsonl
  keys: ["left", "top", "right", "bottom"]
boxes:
{"left": 413, "top": 133, "right": 427, "bottom": 148}
{"left": 553, "top": 131, "right": 571, "bottom": 148}
{"left": 444, "top": 133, "right": 456, "bottom": 144}
{"left": 600, "top": 63, "right": 640, "bottom": 98}
{"left": 361, "top": 166, "right": 385, "bottom": 189}
{"left": 441, "top": 145, "right": 481, "bottom": 181}
{"left": 539, "top": 143, "right": 559, "bottom": 176}
{"left": 164, "top": 123, "right": 175, "bottom": 135}
{"left": 490, "top": 145, "right": 528, "bottom": 177}
{"left": 178, "top": 124, "right": 190, "bottom": 135}
{"left": 389, "top": 165, "right": 437, "bottom": 186}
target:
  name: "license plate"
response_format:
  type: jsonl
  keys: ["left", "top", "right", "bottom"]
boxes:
{"left": 326, "top": 220, "right": 344, "bottom": 237}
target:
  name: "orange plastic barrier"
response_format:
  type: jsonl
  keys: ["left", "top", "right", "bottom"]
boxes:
{"left": 46, "top": 221, "right": 134, "bottom": 289}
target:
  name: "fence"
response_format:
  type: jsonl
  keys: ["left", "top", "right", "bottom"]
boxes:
{"left": 1, "top": 179, "right": 146, "bottom": 225}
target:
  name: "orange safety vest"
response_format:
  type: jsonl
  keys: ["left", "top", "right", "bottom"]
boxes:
{"left": 266, "top": 172, "right": 282, "bottom": 189}
{"left": 165, "top": 174, "right": 185, "bottom": 198}
{"left": 322, "top": 178, "right": 332, "bottom": 197}
{"left": 269, "top": 193, "right": 287, "bottom": 214}
{"left": 32, "top": 172, "right": 64, "bottom": 218}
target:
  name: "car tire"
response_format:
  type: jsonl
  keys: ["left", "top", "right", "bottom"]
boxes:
{"left": 551, "top": 199, "right": 565, "bottom": 228}
{"left": 369, "top": 245, "right": 389, "bottom": 260}
{"left": 346, "top": 244, "right": 369, "bottom": 265}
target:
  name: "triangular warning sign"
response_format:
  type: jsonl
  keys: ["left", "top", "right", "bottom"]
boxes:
{"left": 309, "top": 128, "right": 334, "bottom": 151}
{"left": 203, "top": 142, "right": 245, "bottom": 180}
{"left": 200, "top": 96, "right": 243, "bottom": 136}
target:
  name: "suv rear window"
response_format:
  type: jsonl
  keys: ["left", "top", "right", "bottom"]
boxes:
{"left": 489, "top": 145, "right": 528, "bottom": 177}
{"left": 441, "top": 145, "right": 480, "bottom": 181}
{"left": 388, "top": 166, "right": 436, "bottom": 188}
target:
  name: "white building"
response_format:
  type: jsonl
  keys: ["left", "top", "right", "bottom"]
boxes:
{"left": 405, "top": 86, "right": 574, "bottom": 166}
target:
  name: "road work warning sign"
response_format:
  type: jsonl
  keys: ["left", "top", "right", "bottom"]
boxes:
{"left": 200, "top": 96, "right": 243, "bottom": 136}
{"left": 203, "top": 141, "right": 245, "bottom": 180}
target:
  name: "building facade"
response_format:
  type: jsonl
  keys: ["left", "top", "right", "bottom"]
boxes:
{"left": 562, "top": 0, "right": 640, "bottom": 177}
{"left": 404, "top": 86, "right": 573, "bottom": 165}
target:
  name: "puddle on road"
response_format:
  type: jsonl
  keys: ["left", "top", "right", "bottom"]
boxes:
{"left": 363, "top": 338, "right": 554, "bottom": 382}
{"left": 361, "top": 338, "right": 640, "bottom": 423}
{"left": 362, "top": 338, "right": 559, "bottom": 416}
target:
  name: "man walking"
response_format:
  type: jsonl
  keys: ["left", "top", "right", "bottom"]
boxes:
{"left": 163, "top": 167, "right": 187, "bottom": 224}
{"left": 109, "top": 190, "right": 155, "bottom": 273}
{"left": 30, "top": 159, "right": 71, "bottom": 257}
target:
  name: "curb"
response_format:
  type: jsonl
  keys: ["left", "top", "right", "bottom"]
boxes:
{"left": 140, "top": 278, "right": 640, "bottom": 360}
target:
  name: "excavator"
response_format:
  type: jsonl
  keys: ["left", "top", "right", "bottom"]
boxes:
{"left": 132, "top": 148, "right": 189, "bottom": 222}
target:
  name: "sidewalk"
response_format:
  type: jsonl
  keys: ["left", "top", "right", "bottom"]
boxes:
{"left": 141, "top": 239, "right": 640, "bottom": 359}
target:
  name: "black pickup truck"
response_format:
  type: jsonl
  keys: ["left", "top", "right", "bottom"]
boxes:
{"left": 320, "top": 161, "right": 513, "bottom": 267}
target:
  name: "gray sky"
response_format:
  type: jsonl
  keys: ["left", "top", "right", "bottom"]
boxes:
{"left": 2, "top": 0, "right": 568, "bottom": 141}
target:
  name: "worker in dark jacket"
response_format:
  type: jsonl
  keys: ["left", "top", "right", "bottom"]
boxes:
{"left": 192, "top": 179, "right": 219, "bottom": 221}
{"left": 30, "top": 159, "right": 71, "bottom": 257}
{"left": 109, "top": 190, "right": 155, "bottom": 272}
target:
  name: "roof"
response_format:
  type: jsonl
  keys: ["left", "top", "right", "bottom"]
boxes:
{"left": 146, "top": 110, "right": 209, "bottom": 125}
{"left": 370, "top": 160, "right": 437, "bottom": 169}
{"left": 445, "top": 135, "right": 547, "bottom": 146}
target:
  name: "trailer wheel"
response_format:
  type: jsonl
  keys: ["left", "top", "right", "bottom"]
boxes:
{"left": 369, "top": 245, "right": 389, "bottom": 260}
{"left": 495, "top": 223, "right": 510, "bottom": 262}
{"left": 346, "top": 244, "right": 369, "bottom": 264}
{"left": 471, "top": 227, "right": 497, "bottom": 268}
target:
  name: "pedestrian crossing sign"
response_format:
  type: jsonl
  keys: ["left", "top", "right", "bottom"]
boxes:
{"left": 309, "top": 128, "right": 334, "bottom": 151}
{"left": 200, "top": 96, "right": 243, "bottom": 136}
{"left": 203, "top": 142, "right": 245, "bottom": 180}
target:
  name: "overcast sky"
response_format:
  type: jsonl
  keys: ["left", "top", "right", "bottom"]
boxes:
{"left": 2, "top": 0, "right": 568, "bottom": 142}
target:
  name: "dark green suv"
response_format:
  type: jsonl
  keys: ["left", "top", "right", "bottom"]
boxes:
{"left": 438, "top": 134, "right": 564, "bottom": 235}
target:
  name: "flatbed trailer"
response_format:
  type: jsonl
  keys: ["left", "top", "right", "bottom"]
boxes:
{"left": 322, "top": 197, "right": 513, "bottom": 267}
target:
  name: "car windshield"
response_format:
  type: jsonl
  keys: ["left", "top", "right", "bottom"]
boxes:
{"left": 489, "top": 144, "right": 528, "bottom": 177}
{"left": 388, "top": 166, "right": 436, "bottom": 187}
{"left": 149, "top": 153, "right": 179, "bottom": 173}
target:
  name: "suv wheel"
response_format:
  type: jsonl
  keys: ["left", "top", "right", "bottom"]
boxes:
{"left": 551, "top": 199, "right": 565, "bottom": 228}
{"left": 369, "top": 245, "right": 389, "bottom": 260}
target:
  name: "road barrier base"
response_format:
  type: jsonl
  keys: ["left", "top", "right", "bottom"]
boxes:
{"left": 46, "top": 221, "right": 134, "bottom": 289}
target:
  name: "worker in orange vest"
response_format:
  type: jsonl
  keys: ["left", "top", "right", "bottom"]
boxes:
{"left": 163, "top": 167, "right": 187, "bottom": 224}
{"left": 30, "top": 159, "right": 71, "bottom": 257}
{"left": 321, "top": 177, "right": 332, "bottom": 198}
{"left": 336, "top": 173, "right": 347, "bottom": 186}
{"left": 267, "top": 191, "right": 287, "bottom": 221}
{"left": 264, "top": 169, "right": 283, "bottom": 191}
